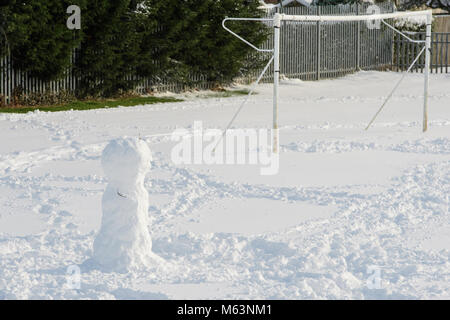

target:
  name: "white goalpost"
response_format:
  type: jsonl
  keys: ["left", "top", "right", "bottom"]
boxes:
{"left": 222, "top": 10, "right": 433, "bottom": 153}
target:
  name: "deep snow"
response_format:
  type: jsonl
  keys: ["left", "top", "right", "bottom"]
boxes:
{"left": 0, "top": 71, "right": 448, "bottom": 299}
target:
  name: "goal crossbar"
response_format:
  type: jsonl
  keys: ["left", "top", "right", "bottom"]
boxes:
{"left": 277, "top": 10, "right": 431, "bottom": 22}
{"left": 222, "top": 10, "right": 433, "bottom": 152}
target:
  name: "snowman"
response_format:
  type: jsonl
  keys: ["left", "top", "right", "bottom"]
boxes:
{"left": 93, "top": 137, "right": 161, "bottom": 272}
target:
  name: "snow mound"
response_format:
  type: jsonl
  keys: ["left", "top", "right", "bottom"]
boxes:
{"left": 280, "top": 74, "right": 304, "bottom": 86}
{"left": 394, "top": 16, "right": 429, "bottom": 30}
{"left": 93, "top": 137, "right": 161, "bottom": 272}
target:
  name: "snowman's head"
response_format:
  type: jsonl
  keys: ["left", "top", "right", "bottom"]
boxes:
{"left": 102, "top": 137, "right": 152, "bottom": 183}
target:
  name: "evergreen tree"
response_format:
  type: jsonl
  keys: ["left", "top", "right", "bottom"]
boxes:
{"left": 136, "top": 0, "right": 191, "bottom": 82}
{"left": 139, "top": 0, "right": 268, "bottom": 84}
{"left": 0, "top": 1, "right": 15, "bottom": 58}
{"left": 185, "top": 0, "right": 268, "bottom": 83}
{"left": 74, "top": 0, "right": 143, "bottom": 98}
{"left": 1, "top": 0, "right": 268, "bottom": 97}
{"left": 1, "top": 0, "right": 85, "bottom": 81}
{"left": 0, "top": 3, "right": 10, "bottom": 58}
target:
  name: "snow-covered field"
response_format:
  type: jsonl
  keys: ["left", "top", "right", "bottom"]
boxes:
{"left": 0, "top": 71, "right": 449, "bottom": 299}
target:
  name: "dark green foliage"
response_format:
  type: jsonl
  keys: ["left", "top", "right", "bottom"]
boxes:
{"left": 0, "top": 4, "right": 9, "bottom": 57}
{"left": 74, "top": 0, "right": 143, "bottom": 97}
{"left": 1, "top": 0, "right": 85, "bottom": 80}
{"left": 1, "top": 0, "right": 268, "bottom": 99}
{"left": 0, "top": 1, "right": 13, "bottom": 51}
{"left": 138, "top": 0, "right": 268, "bottom": 84}
{"left": 187, "top": 0, "right": 268, "bottom": 82}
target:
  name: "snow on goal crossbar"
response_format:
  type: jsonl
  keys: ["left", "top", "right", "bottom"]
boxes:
{"left": 222, "top": 10, "right": 433, "bottom": 152}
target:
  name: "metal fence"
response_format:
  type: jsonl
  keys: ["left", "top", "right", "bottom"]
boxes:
{"left": 0, "top": 48, "right": 216, "bottom": 105}
{"left": 243, "top": 2, "right": 396, "bottom": 83}
{"left": 394, "top": 31, "right": 450, "bottom": 73}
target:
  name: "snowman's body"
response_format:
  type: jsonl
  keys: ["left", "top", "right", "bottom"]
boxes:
{"left": 93, "top": 138, "right": 159, "bottom": 272}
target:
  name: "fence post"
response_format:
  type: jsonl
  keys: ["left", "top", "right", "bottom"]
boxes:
{"left": 356, "top": 3, "right": 361, "bottom": 71}
{"left": 423, "top": 13, "right": 432, "bottom": 132}
{"left": 316, "top": 6, "right": 321, "bottom": 81}
{"left": 273, "top": 13, "right": 281, "bottom": 153}
{"left": 446, "top": 33, "right": 449, "bottom": 74}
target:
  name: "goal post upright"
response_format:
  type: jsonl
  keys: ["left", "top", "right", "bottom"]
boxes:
{"left": 423, "top": 12, "right": 432, "bottom": 132}
{"left": 273, "top": 13, "right": 281, "bottom": 153}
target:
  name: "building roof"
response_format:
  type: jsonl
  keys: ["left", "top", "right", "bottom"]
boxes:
{"left": 260, "top": 0, "right": 313, "bottom": 8}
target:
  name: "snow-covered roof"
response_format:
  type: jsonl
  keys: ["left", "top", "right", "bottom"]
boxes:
{"left": 259, "top": 0, "right": 314, "bottom": 9}
{"left": 258, "top": 0, "right": 277, "bottom": 9}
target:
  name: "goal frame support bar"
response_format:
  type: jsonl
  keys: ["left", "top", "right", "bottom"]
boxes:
{"left": 276, "top": 10, "right": 431, "bottom": 22}
{"left": 423, "top": 14, "right": 432, "bottom": 132}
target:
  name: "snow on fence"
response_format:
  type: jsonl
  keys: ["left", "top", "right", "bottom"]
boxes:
{"left": 242, "top": 2, "right": 396, "bottom": 83}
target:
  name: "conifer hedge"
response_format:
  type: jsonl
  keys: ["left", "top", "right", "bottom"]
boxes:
{"left": 0, "top": 0, "right": 268, "bottom": 98}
